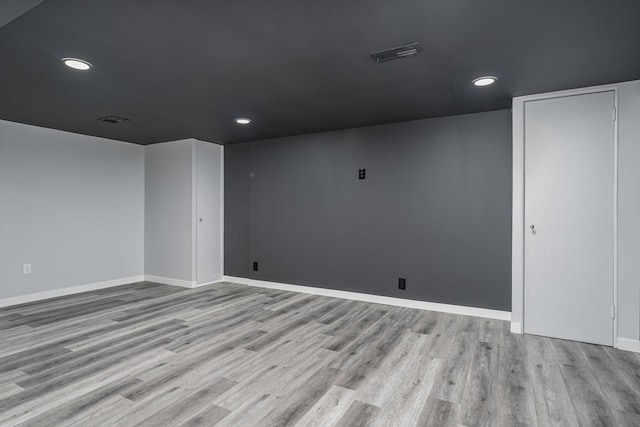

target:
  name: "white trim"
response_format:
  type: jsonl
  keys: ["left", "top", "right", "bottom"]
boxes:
{"left": 194, "top": 140, "right": 225, "bottom": 286}
{"left": 219, "top": 147, "right": 225, "bottom": 283}
{"left": 613, "top": 89, "right": 619, "bottom": 344}
{"left": 191, "top": 139, "right": 198, "bottom": 283}
{"left": 617, "top": 338, "right": 640, "bottom": 353}
{"left": 144, "top": 275, "right": 197, "bottom": 289}
{"left": 512, "top": 82, "right": 621, "bottom": 345}
{"left": 194, "top": 279, "right": 225, "bottom": 288}
{"left": 142, "top": 275, "right": 225, "bottom": 289}
{"left": 510, "top": 322, "right": 523, "bottom": 334}
{"left": 223, "top": 276, "right": 511, "bottom": 321}
{"left": 512, "top": 97, "right": 525, "bottom": 329}
{"left": 0, "top": 275, "right": 144, "bottom": 307}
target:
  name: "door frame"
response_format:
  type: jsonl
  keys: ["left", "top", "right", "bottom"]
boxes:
{"left": 192, "top": 140, "right": 225, "bottom": 286}
{"left": 511, "top": 83, "right": 619, "bottom": 347}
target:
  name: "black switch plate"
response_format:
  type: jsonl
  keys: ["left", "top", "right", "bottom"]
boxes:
{"left": 359, "top": 168, "right": 366, "bottom": 179}
{"left": 398, "top": 277, "right": 406, "bottom": 290}
{"left": 253, "top": 262, "right": 258, "bottom": 271}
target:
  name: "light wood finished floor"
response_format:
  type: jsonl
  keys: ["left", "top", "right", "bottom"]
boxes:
{"left": 0, "top": 282, "right": 639, "bottom": 426}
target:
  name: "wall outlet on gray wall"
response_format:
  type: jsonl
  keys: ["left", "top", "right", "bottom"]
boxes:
{"left": 23, "top": 264, "right": 32, "bottom": 275}
{"left": 358, "top": 168, "right": 366, "bottom": 179}
{"left": 398, "top": 277, "right": 406, "bottom": 290}
{"left": 253, "top": 262, "right": 258, "bottom": 271}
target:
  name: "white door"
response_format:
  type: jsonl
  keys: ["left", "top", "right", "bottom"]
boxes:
{"left": 196, "top": 141, "right": 224, "bottom": 284}
{"left": 524, "top": 91, "right": 615, "bottom": 346}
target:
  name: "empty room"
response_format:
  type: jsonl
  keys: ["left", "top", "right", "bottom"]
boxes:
{"left": 1, "top": 0, "right": 640, "bottom": 426}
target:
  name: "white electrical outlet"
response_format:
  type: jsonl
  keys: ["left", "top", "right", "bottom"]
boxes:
{"left": 23, "top": 264, "right": 31, "bottom": 275}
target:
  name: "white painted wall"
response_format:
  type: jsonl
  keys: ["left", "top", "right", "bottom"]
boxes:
{"left": 0, "top": 127, "right": 224, "bottom": 302}
{"left": 0, "top": 120, "right": 145, "bottom": 300}
{"left": 144, "top": 139, "right": 225, "bottom": 287}
{"left": 616, "top": 81, "right": 640, "bottom": 344}
{"left": 196, "top": 141, "right": 224, "bottom": 285}
{"left": 144, "top": 139, "right": 195, "bottom": 284}
{"left": 512, "top": 80, "right": 640, "bottom": 351}
{"left": 143, "top": 139, "right": 224, "bottom": 287}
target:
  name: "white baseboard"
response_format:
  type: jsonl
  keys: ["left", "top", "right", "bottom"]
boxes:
{"left": 194, "top": 279, "right": 225, "bottom": 288}
{"left": 510, "top": 322, "right": 523, "bottom": 334}
{"left": 144, "top": 275, "right": 197, "bottom": 289}
{"left": 222, "top": 275, "right": 511, "bottom": 321}
{"left": 0, "top": 275, "right": 145, "bottom": 308}
{"left": 617, "top": 338, "right": 640, "bottom": 353}
{"left": 143, "top": 275, "right": 225, "bottom": 289}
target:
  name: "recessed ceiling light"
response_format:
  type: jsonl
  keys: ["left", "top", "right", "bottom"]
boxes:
{"left": 62, "top": 58, "right": 92, "bottom": 71}
{"left": 472, "top": 76, "right": 497, "bottom": 87}
{"left": 235, "top": 118, "right": 251, "bottom": 124}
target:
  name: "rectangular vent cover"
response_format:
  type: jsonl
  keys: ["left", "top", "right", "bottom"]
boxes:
{"left": 98, "top": 115, "right": 130, "bottom": 124}
{"left": 370, "top": 42, "right": 421, "bottom": 63}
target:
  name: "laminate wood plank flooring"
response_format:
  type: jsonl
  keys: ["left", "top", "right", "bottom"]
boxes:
{"left": 1, "top": 281, "right": 639, "bottom": 426}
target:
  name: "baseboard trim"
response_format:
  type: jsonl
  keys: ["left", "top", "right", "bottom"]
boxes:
{"left": 144, "top": 275, "right": 197, "bottom": 289}
{"left": 510, "top": 322, "right": 523, "bottom": 334}
{"left": 194, "top": 279, "right": 225, "bottom": 288}
{"left": 222, "top": 276, "right": 511, "bottom": 321}
{"left": 0, "top": 275, "right": 145, "bottom": 307}
{"left": 617, "top": 338, "right": 640, "bottom": 353}
{"left": 143, "top": 275, "right": 225, "bottom": 289}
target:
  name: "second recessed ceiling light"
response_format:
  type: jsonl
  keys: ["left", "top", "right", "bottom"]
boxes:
{"left": 62, "top": 58, "right": 92, "bottom": 70}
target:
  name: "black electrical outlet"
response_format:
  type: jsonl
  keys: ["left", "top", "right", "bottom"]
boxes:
{"left": 359, "top": 168, "right": 366, "bottom": 179}
{"left": 398, "top": 277, "right": 406, "bottom": 290}
{"left": 253, "top": 262, "right": 259, "bottom": 271}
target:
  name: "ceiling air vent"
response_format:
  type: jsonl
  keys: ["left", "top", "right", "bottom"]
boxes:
{"left": 370, "top": 42, "right": 421, "bottom": 63}
{"left": 98, "top": 115, "right": 130, "bottom": 124}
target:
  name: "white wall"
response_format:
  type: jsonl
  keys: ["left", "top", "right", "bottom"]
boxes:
{"left": 196, "top": 141, "right": 224, "bottom": 284}
{"left": 144, "top": 139, "right": 225, "bottom": 287}
{"left": 512, "top": 80, "right": 640, "bottom": 351}
{"left": 0, "top": 120, "right": 145, "bottom": 300}
{"left": 616, "top": 81, "right": 640, "bottom": 346}
{"left": 144, "top": 139, "right": 195, "bottom": 284}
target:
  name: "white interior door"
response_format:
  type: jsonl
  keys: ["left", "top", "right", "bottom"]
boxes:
{"left": 196, "top": 141, "right": 223, "bottom": 284}
{"left": 524, "top": 91, "right": 615, "bottom": 346}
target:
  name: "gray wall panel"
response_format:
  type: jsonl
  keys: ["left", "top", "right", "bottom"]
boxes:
{"left": 225, "top": 110, "right": 512, "bottom": 311}
{"left": 224, "top": 142, "right": 251, "bottom": 277}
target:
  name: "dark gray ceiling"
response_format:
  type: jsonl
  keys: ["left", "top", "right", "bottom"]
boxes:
{"left": 0, "top": 0, "right": 43, "bottom": 28}
{"left": 1, "top": 0, "right": 639, "bottom": 145}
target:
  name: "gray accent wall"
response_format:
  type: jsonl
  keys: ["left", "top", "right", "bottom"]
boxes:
{"left": 225, "top": 110, "right": 512, "bottom": 311}
{"left": 224, "top": 143, "right": 251, "bottom": 277}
